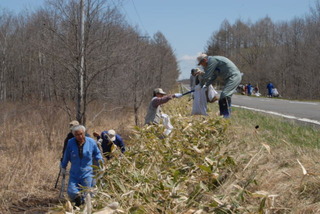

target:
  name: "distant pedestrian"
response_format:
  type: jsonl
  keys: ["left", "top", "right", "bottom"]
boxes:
{"left": 253, "top": 85, "right": 261, "bottom": 96}
{"left": 267, "top": 82, "right": 274, "bottom": 97}
{"left": 196, "top": 54, "right": 242, "bottom": 118}
{"left": 247, "top": 83, "right": 252, "bottom": 96}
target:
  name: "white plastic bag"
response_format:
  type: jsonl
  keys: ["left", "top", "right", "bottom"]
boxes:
{"left": 191, "top": 85, "right": 208, "bottom": 116}
{"left": 207, "top": 85, "right": 218, "bottom": 102}
{"left": 272, "top": 88, "right": 279, "bottom": 97}
{"left": 194, "top": 84, "right": 201, "bottom": 91}
{"left": 161, "top": 113, "right": 173, "bottom": 136}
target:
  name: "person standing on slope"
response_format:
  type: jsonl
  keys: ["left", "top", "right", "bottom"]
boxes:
{"left": 196, "top": 53, "right": 242, "bottom": 118}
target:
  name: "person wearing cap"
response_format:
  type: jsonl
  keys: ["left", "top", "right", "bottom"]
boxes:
{"left": 190, "top": 69, "right": 198, "bottom": 91}
{"left": 61, "top": 120, "right": 80, "bottom": 161}
{"left": 144, "top": 88, "right": 176, "bottom": 125}
{"left": 61, "top": 125, "right": 103, "bottom": 207}
{"left": 190, "top": 68, "right": 203, "bottom": 99}
{"left": 93, "top": 129, "right": 125, "bottom": 160}
{"left": 196, "top": 53, "right": 242, "bottom": 118}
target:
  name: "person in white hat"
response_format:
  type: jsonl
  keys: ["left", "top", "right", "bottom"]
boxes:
{"left": 144, "top": 88, "right": 177, "bottom": 136}
{"left": 196, "top": 53, "right": 242, "bottom": 118}
{"left": 93, "top": 129, "right": 125, "bottom": 159}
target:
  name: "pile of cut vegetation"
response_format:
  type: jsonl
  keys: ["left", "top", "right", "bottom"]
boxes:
{"left": 51, "top": 96, "right": 320, "bottom": 213}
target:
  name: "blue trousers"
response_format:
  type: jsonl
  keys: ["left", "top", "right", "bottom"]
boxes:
{"left": 67, "top": 175, "right": 93, "bottom": 201}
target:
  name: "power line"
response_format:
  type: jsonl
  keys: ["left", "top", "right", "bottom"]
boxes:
{"left": 110, "top": 0, "right": 149, "bottom": 36}
{"left": 111, "top": 0, "right": 131, "bottom": 20}
{"left": 130, "top": 0, "right": 148, "bottom": 33}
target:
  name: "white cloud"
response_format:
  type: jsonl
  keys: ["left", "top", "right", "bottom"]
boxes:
{"left": 178, "top": 52, "right": 202, "bottom": 62}
{"left": 179, "top": 55, "right": 196, "bottom": 61}
{"left": 178, "top": 52, "right": 204, "bottom": 80}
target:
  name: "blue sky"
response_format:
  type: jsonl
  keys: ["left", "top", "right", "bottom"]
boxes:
{"left": 0, "top": 0, "right": 316, "bottom": 79}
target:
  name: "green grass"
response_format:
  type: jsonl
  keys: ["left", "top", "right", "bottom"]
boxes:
{"left": 231, "top": 107, "right": 320, "bottom": 148}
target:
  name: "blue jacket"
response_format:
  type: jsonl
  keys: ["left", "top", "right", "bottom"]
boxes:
{"left": 61, "top": 137, "right": 103, "bottom": 178}
{"left": 247, "top": 84, "right": 252, "bottom": 94}
{"left": 267, "top": 83, "right": 274, "bottom": 90}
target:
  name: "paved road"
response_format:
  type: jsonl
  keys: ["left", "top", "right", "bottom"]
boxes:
{"left": 180, "top": 83, "right": 320, "bottom": 126}
{"left": 232, "top": 94, "right": 320, "bottom": 126}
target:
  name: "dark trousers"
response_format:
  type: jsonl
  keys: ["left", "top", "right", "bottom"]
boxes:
{"left": 219, "top": 97, "right": 231, "bottom": 118}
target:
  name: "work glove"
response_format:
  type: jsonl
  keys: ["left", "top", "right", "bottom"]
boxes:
{"left": 97, "top": 139, "right": 103, "bottom": 146}
{"left": 61, "top": 167, "right": 66, "bottom": 176}
{"left": 174, "top": 93, "right": 182, "bottom": 98}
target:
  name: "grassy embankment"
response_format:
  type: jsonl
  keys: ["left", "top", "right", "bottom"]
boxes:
{"left": 50, "top": 95, "right": 320, "bottom": 213}
{"left": 1, "top": 95, "right": 320, "bottom": 213}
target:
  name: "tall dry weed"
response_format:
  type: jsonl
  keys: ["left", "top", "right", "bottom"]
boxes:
{"left": 0, "top": 101, "right": 134, "bottom": 213}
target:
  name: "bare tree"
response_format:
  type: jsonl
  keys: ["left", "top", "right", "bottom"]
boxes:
{"left": 0, "top": 0, "right": 180, "bottom": 126}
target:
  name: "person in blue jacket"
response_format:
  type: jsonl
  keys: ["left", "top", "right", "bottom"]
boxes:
{"left": 247, "top": 83, "right": 252, "bottom": 96}
{"left": 61, "top": 125, "right": 103, "bottom": 207}
{"left": 93, "top": 129, "right": 125, "bottom": 160}
{"left": 61, "top": 120, "right": 91, "bottom": 162}
{"left": 196, "top": 53, "right": 242, "bottom": 118}
{"left": 266, "top": 82, "right": 274, "bottom": 97}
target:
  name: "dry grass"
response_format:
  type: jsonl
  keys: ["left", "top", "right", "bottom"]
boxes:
{"left": 0, "top": 101, "right": 134, "bottom": 213}
{"left": 219, "top": 107, "right": 320, "bottom": 213}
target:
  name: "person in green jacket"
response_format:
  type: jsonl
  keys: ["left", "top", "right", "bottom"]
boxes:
{"left": 196, "top": 54, "right": 242, "bottom": 118}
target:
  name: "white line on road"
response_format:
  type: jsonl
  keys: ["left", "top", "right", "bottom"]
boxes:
{"left": 288, "top": 101, "right": 318, "bottom": 105}
{"left": 233, "top": 104, "right": 320, "bottom": 126}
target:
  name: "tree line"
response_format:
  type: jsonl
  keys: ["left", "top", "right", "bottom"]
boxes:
{"left": 0, "top": 0, "right": 179, "bottom": 125}
{"left": 205, "top": 1, "right": 320, "bottom": 99}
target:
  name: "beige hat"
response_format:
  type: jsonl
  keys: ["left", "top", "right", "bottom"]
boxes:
{"left": 69, "top": 120, "right": 79, "bottom": 126}
{"left": 197, "top": 53, "right": 207, "bottom": 65}
{"left": 107, "top": 129, "right": 116, "bottom": 141}
{"left": 154, "top": 88, "right": 166, "bottom": 95}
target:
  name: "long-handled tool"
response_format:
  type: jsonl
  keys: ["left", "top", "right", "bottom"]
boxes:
{"left": 54, "top": 168, "right": 61, "bottom": 189}
{"left": 181, "top": 89, "right": 195, "bottom": 96}
{"left": 175, "top": 90, "right": 195, "bottom": 98}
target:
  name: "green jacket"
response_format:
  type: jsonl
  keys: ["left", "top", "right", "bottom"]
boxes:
{"left": 201, "top": 56, "right": 240, "bottom": 86}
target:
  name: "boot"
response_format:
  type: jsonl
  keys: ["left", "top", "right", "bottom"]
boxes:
{"left": 74, "top": 195, "right": 83, "bottom": 207}
{"left": 226, "top": 97, "right": 232, "bottom": 116}
{"left": 219, "top": 98, "right": 231, "bottom": 118}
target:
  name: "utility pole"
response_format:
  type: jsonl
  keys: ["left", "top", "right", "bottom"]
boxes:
{"left": 77, "top": 0, "right": 85, "bottom": 124}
